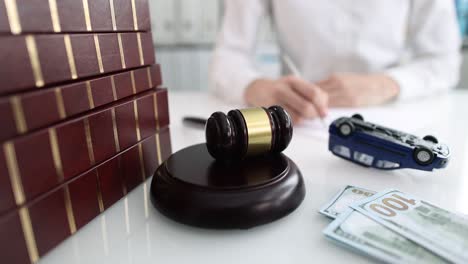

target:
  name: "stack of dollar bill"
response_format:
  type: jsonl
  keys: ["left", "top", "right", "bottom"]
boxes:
{"left": 319, "top": 186, "right": 468, "bottom": 263}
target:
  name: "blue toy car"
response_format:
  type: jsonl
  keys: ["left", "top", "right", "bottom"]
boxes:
{"left": 328, "top": 114, "right": 450, "bottom": 171}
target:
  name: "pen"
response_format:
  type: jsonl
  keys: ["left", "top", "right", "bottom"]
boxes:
{"left": 282, "top": 54, "right": 327, "bottom": 128}
{"left": 183, "top": 117, "right": 207, "bottom": 128}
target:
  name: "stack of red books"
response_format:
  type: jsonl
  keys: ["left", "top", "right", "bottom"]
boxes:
{"left": 0, "top": 1, "right": 172, "bottom": 263}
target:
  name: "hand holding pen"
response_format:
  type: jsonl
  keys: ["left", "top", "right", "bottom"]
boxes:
{"left": 282, "top": 55, "right": 328, "bottom": 128}
{"left": 184, "top": 55, "right": 329, "bottom": 128}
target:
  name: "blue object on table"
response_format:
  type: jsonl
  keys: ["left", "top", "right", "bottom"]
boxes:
{"left": 456, "top": 0, "right": 468, "bottom": 38}
{"left": 328, "top": 114, "right": 450, "bottom": 171}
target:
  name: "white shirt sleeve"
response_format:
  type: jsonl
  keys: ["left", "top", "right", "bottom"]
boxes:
{"left": 385, "top": 0, "right": 462, "bottom": 100}
{"left": 209, "top": 0, "right": 269, "bottom": 104}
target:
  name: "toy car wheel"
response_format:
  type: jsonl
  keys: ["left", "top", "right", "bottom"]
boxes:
{"left": 351, "top": 114, "right": 364, "bottom": 121}
{"left": 423, "top": 135, "right": 439, "bottom": 144}
{"left": 338, "top": 121, "right": 354, "bottom": 137}
{"left": 413, "top": 146, "right": 434, "bottom": 166}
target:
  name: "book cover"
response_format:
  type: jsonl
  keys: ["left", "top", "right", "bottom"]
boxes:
{"left": 0, "top": 32, "right": 156, "bottom": 95}
{"left": 1, "top": 0, "right": 151, "bottom": 34}
{"left": 0, "top": 127, "right": 172, "bottom": 264}
{"left": 0, "top": 88, "right": 169, "bottom": 215}
{"left": 0, "top": 64, "right": 162, "bottom": 142}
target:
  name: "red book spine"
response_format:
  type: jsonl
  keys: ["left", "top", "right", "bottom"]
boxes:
{"left": 0, "top": 64, "right": 162, "bottom": 143}
{"left": 0, "top": 0, "right": 151, "bottom": 34}
{"left": 0, "top": 127, "right": 172, "bottom": 264}
{"left": 0, "top": 88, "right": 169, "bottom": 215}
{"left": 0, "top": 32, "right": 156, "bottom": 95}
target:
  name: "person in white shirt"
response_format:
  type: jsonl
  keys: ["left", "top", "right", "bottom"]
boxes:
{"left": 209, "top": 0, "right": 462, "bottom": 123}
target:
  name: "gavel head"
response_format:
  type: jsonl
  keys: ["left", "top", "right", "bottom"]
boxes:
{"left": 205, "top": 106, "right": 293, "bottom": 160}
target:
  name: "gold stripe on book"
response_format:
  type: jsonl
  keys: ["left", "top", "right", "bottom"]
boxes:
{"left": 19, "top": 207, "right": 39, "bottom": 263}
{"left": 86, "top": 81, "right": 95, "bottom": 109}
{"left": 5, "top": 0, "right": 21, "bottom": 34}
{"left": 4, "top": 143, "right": 26, "bottom": 205}
{"left": 115, "top": 145, "right": 127, "bottom": 198}
{"left": 64, "top": 35, "right": 78, "bottom": 80}
{"left": 49, "top": 128, "right": 64, "bottom": 181}
{"left": 25, "top": 36, "right": 45, "bottom": 87}
{"left": 4, "top": 143, "right": 40, "bottom": 262}
{"left": 147, "top": 67, "right": 153, "bottom": 88}
{"left": 10, "top": 96, "right": 28, "bottom": 134}
{"left": 54, "top": 88, "right": 67, "bottom": 119}
{"left": 138, "top": 144, "right": 145, "bottom": 180}
{"left": 95, "top": 171, "right": 105, "bottom": 213}
{"left": 63, "top": 186, "right": 77, "bottom": 234}
{"left": 110, "top": 76, "right": 118, "bottom": 101}
{"left": 137, "top": 33, "right": 144, "bottom": 66}
{"left": 153, "top": 94, "right": 162, "bottom": 164}
{"left": 82, "top": 0, "right": 92, "bottom": 31}
{"left": 50, "top": 127, "right": 77, "bottom": 234}
{"left": 94, "top": 35, "right": 104, "bottom": 73}
{"left": 153, "top": 94, "right": 160, "bottom": 130}
{"left": 121, "top": 170, "right": 128, "bottom": 195}
{"left": 48, "top": 0, "right": 61, "bottom": 32}
{"left": 109, "top": 0, "right": 117, "bottom": 31}
{"left": 131, "top": 0, "right": 138, "bottom": 30}
{"left": 84, "top": 118, "right": 96, "bottom": 165}
{"left": 130, "top": 71, "right": 136, "bottom": 94}
{"left": 111, "top": 109, "right": 120, "bottom": 152}
{"left": 155, "top": 134, "right": 162, "bottom": 165}
{"left": 117, "top": 33, "right": 126, "bottom": 69}
{"left": 133, "top": 101, "right": 141, "bottom": 141}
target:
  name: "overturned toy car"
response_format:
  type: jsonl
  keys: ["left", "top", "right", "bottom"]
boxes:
{"left": 329, "top": 114, "right": 450, "bottom": 171}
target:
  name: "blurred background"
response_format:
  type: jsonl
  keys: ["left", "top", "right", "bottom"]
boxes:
{"left": 149, "top": 0, "right": 468, "bottom": 92}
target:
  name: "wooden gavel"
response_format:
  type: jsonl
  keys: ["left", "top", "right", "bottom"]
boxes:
{"left": 205, "top": 106, "right": 293, "bottom": 160}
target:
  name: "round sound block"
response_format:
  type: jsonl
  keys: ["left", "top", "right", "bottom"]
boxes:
{"left": 150, "top": 144, "right": 305, "bottom": 229}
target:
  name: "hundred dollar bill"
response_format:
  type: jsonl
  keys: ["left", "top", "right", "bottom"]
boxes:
{"left": 323, "top": 209, "right": 449, "bottom": 264}
{"left": 352, "top": 189, "right": 468, "bottom": 264}
{"left": 319, "top": 185, "right": 376, "bottom": 219}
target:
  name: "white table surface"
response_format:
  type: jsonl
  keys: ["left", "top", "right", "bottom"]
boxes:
{"left": 40, "top": 91, "right": 468, "bottom": 264}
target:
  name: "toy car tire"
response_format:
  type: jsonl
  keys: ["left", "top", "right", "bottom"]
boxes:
{"left": 338, "top": 121, "right": 355, "bottom": 137}
{"left": 351, "top": 114, "right": 364, "bottom": 121}
{"left": 423, "top": 135, "right": 439, "bottom": 144}
{"left": 413, "top": 146, "right": 435, "bottom": 166}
